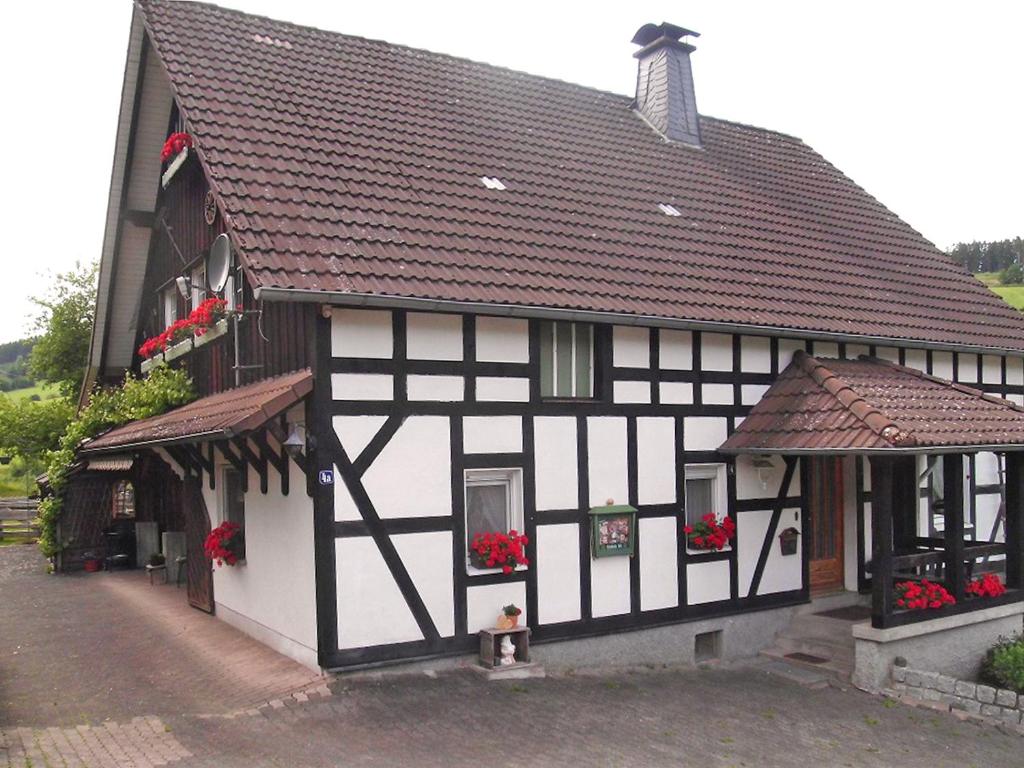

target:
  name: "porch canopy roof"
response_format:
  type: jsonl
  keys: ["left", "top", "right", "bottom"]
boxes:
{"left": 720, "top": 351, "right": 1024, "bottom": 455}
{"left": 81, "top": 369, "right": 313, "bottom": 454}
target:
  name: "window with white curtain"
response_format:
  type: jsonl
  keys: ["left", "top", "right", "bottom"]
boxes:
{"left": 464, "top": 468, "right": 523, "bottom": 572}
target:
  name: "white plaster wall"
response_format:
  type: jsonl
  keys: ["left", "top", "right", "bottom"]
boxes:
{"left": 958, "top": 353, "right": 978, "bottom": 383}
{"left": 476, "top": 317, "right": 529, "bottom": 363}
{"left": 613, "top": 326, "right": 650, "bottom": 368}
{"left": 687, "top": 560, "right": 730, "bottom": 604}
{"left": 333, "top": 415, "right": 387, "bottom": 460}
{"left": 392, "top": 532, "right": 455, "bottom": 637}
{"left": 701, "top": 333, "right": 733, "bottom": 371}
{"left": 587, "top": 417, "right": 628, "bottom": 507}
{"left": 741, "top": 384, "right": 770, "bottom": 406}
{"left": 904, "top": 349, "right": 927, "bottom": 372}
{"left": 407, "top": 375, "right": 463, "bottom": 401}
{"left": 875, "top": 347, "right": 898, "bottom": 363}
{"left": 932, "top": 351, "right": 954, "bottom": 380}
{"left": 659, "top": 329, "right": 692, "bottom": 370}
{"left": 777, "top": 338, "right": 804, "bottom": 369}
{"left": 660, "top": 382, "right": 694, "bottom": 404}
{"left": 463, "top": 416, "right": 522, "bottom": 454}
{"left": 702, "top": 383, "right": 733, "bottom": 405}
{"left": 683, "top": 417, "right": 728, "bottom": 452}
{"left": 467, "top": 582, "right": 527, "bottom": 633}
{"left": 534, "top": 417, "right": 577, "bottom": 510}
{"left": 636, "top": 417, "right": 676, "bottom": 505}
{"left": 613, "top": 381, "right": 651, "bottom": 404}
{"left": 1008, "top": 357, "right": 1024, "bottom": 386}
{"left": 737, "top": 509, "right": 801, "bottom": 597}
{"left": 476, "top": 377, "right": 530, "bottom": 402}
{"left": 591, "top": 555, "right": 631, "bottom": 617}
{"left": 740, "top": 336, "right": 771, "bottom": 373}
{"left": 976, "top": 493, "right": 1004, "bottom": 543}
{"left": 334, "top": 476, "right": 361, "bottom": 522}
{"left": 331, "top": 309, "right": 392, "bottom": 358}
{"left": 332, "top": 373, "right": 394, "bottom": 400}
{"left": 976, "top": 452, "right": 1001, "bottom": 486}
{"left": 536, "top": 524, "right": 582, "bottom": 623}
{"left": 337, "top": 536, "right": 423, "bottom": 648}
{"left": 735, "top": 455, "right": 797, "bottom": 500}
{"left": 983, "top": 355, "right": 1002, "bottom": 384}
{"left": 208, "top": 460, "right": 317, "bottom": 663}
{"left": 640, "top": 517, "right": 678, "bottom": 610}
{"left": 406, "top": 313, "right": 462, "bottom": 360}
{"left": 814, "top": 341, "right": 839, "bottom": 358}
{"left": 845, "top": 344, "right": 870, "bottom": 359}
{"left": 362, "top": 416, "right": 452, "bottom": 518}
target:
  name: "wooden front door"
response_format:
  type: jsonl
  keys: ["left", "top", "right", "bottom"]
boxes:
{"left": 807, "top": 457, "right": 844, "bottom": 593}
{"left": 183, "top": 475, "right": 215, "bottom": 613}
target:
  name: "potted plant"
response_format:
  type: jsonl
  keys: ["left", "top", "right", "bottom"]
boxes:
{"left": 967, "top": 573, "right": 1006, "bottom": 599}
{"left": 161, "top": 132, "right": 193, "bottom": 188}
{"left": 163, "top": 319, "right": 195, "bottom": 361}
{"left": 191, "top": 297, "right": 232, "bottom": 347}
{"left": 204, "top": 521, "right": 244, "bottom": 567}
{"left": 496, "top": 603, "right": 522, "bottom": 630}
{"left": 82, "top": 551, "right": 103, "bottom": 572}
{"left": 138, "top": 334, "right": 166, "bottom": 374}
{"left": 684, "top": 513, "right": 736, "bottom": 552}
{"left": 148, "top": 552, "right": 166, "bottom": 567}
{"left": 894, "top": 579, "right": 956, "bottom": 611}
{"left": 469, "top": 530, "right": 529, "bottom": 574}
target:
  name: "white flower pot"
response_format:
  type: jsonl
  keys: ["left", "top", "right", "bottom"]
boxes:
{"left": 194, "top": 318, "right": 229, "bottom": 347}
{"left": 161, "top": 147, "right": 189, "bottom": 189}
{"left": 164, "top": 338, "right": 193, "bottom": 361}
{"left": 139, "top": 354, "right": 165, "bottom": 374}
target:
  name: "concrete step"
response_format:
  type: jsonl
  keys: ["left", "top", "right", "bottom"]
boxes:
{"left": 772, "top": 635, "right": 854, "bottom": 665}
{"left": 779, "top": 613, "right": 860, "bottom": 646}
{"left": 796, "top": 591, "right": 867, "bottom": 615}
{"left": 759, "top": 646, "right": 852, "bottom": 683}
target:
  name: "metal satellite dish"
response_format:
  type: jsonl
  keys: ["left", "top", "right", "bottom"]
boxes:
{"left": 207, "top": 234, "right": 232, "bottom": 293}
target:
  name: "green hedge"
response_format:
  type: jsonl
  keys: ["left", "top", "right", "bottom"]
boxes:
{"left": 980, "top": 634, "right": 1024, "bottom": 694}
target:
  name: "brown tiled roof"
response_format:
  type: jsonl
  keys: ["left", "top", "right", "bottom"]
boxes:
{"left": 82, "top": 369, "right": 312, "bottom": 452}
{"left": 138, "top": 1, "right": 1024, "bottom": 352}
{"left": 720, "top": 351, "right": 1024, "bottom": 453}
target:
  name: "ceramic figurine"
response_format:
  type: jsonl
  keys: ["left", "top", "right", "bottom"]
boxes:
{"left": 500, "top": 635, "right": 517, "bottom": 666}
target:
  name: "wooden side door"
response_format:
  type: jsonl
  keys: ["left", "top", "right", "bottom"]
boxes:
{"left": 807, "top": 457, "right": 844, "bottom": 594}
{"left": 183, "top": 474, "right": 215, "bottom": 613}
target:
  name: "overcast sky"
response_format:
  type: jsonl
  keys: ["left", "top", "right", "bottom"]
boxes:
{"left": 1, "top": 0, "right": 1021, "bottom": 345}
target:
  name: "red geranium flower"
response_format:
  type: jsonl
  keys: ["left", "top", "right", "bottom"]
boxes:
{"left": 684, "top": 513, "right": 736, "bottom": 551}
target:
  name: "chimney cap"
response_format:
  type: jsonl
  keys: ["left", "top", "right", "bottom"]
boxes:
{"left": 631, "top": 22, "right": 700, "bottom": 48}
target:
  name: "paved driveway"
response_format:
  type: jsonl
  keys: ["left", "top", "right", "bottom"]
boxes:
{"left": 2, "top": 544, "right": 1022, "bottom": 767}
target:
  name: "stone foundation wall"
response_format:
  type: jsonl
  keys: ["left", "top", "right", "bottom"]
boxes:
{"left": 891, "top": 662, "right": 1023, "bottom": 729}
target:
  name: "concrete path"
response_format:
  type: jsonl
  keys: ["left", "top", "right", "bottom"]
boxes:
{"left": 2, "top": 545, "right": 1021, "bottom": 767}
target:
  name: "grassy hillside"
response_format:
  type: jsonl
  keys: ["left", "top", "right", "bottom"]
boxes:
{"left": 7, "top": 382, "right": 61, "bottom": 402}
{"left": 976, "top": 272, "right": 1024, "bottom": 311}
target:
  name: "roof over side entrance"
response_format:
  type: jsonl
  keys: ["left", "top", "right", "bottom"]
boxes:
{"left": 134, "top": 0, "right": 1024, "bottom": 353}
{"left": 82, "top": 369, "right": 313, "bottom": 453}
{"left": 720, "top": 351, "right": 1024, "bottom": 454}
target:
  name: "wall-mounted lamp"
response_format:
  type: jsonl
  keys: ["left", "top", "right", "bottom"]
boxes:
{"left": 752, "top": 456, "right": 776, "bottom": 490}
{"left": 175, "top": 275, "right": 192, "bottom": 299}
{"left": 283, "top": 423, "right": 310, "bottom": 457}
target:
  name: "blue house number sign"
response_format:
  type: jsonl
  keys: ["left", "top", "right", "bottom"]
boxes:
{"left": 318, "top": 470, "right": 334, "bottom": 486}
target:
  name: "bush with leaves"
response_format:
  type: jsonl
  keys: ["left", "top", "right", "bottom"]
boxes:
{"left": 980, "top": 633, "right": 1024, "bottom": 694}
{"left": 37, "top": 366, "right": 194, "bottom": 556}
{"left": 1000, "top": 263, "right": 1024, "bottom": 286}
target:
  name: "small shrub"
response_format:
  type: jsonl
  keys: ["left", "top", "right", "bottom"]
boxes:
{"left": 148, "top": 552, "right": 166, "bottom": 567}
{"left": 980, "top": 633, "right": 1024, "bottom": 693}
{"left": 1000, "top": 263, "right": 1024, "bottom": 285}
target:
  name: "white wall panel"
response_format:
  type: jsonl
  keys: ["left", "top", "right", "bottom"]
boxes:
{"left": 640, "top": 517, "right": 678, "bottom": 610}
{"left": 534, "top": 417, "right": 578, "bottom": 510}
{"left": 363, "top": 416, "right": 452, "bottom": 518}
{"left": 392, "top": 532, "right": 455, "bottom": 637}
{"left": 476, "top": 317, "right": 529, "bottom": 362}
{"left": 932, "top": 351, "right": 954, "bottom": 380}
{"left": 687, "top": 560, "right": 730, "bottom": 604}
{"left": 758, "top": 508, "right": 803, "bottom": 595}
{"left": 741, "top": 384, "right": 770, "bottom": 406}
{"left": 332, "top": 373, "right": 394, "bottom": 401}
{"left": 637, "top": 417, "right": 676, "bottom": 505}
{"left": 407, "top": 375, "right": 464, "bottom": 401}
{"left": 406, "top": 313, "right": 463, "bottom": 361}
{"left": 737, "top": 509, "right": 771, "bottom": 597}
{"left": 983, "top": 355, "right": 1002, "bottom": 384}
{"left": 536, "top": 524, "right": 582, "bottom": 623}
{"left": 957, "top": 353, "right": 978, "bottom": 383}
{"left": 1008, "top": 357, "right": 1024, "bottom": 386}
{"left": 683, "top": 417, "right": 728, "bottom": 452}
{"left": 587, "top": 417, "right": 628, "bottom": 507}
{"left": 613, "top": 326, "right": 650, "bottom": 368}
{"left": 476, "top": 377, "right": 530, "bottom": 402}
{"left": 467, "top": 582, "right": 527, "bottom": 633}
{"left": 613, "top": 381, "right": 651, "bottom": 404}
{"left": 337, "top": 537, "right": 423, "bottom": 648}
{"left": 331, "top": 309, "right": 393, "bottom": 358}
{"left": 463, "top": 416, "right": 522, "bottom": 454}
{"left": 845, "top": 344, "right": 870, "bottom": 359}
{"left": 976, "top": 452, "right": 1001, "bottom": 486}
{"left": 904, "top": 349, "right": 927, "bottom": 372}
{"left": 659, "top": 381, "right": 694, "bottom": 405}
{"left": 334, "top": 475, "right": 361, "bottom": 522}
{"left": 702, "top": 383, "right": 733, "bottom": 405}
{"left": 333, "top": 415, "right": 387, "bottom": 460}
{"left": 875, "top": 347, "right": 898, "bottom": 363}
{"left": 813, "top": 341, "right": 839, "bottom": 359}
{"left": 591, "top": 555, "right": 631, "bottom": 617}
{"left": 735, "top": 455, "right": 791, "bottom": 500}
{"left": 701, "top": 333, "right": 733, "bottom": 371}
{"left": 659, "top": 329, "right": 692, "bottom": 370}
{"left": 740, "top": 336, "right": 771, "bottom": 373}
{"left": 976, "top": 493, "right": 1004, "bottom": 544}
{"left": 777, "top": 338, "right": 804, "bottom": 370}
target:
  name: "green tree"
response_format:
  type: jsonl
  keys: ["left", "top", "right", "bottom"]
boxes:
{"left": 29, "top": 262, "right": 98, "bottom": 398}
{"left": 1001, "top": 263, "right": 1024, "bottom": 285}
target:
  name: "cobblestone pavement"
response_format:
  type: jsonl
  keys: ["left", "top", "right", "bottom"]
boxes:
{"left": 3, "top": 545, "right": 1023, "bottom": 767}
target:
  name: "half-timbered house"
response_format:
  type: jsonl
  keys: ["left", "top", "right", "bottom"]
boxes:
{"left": 70, "top": 1, "right": 1024, "bottom": 681}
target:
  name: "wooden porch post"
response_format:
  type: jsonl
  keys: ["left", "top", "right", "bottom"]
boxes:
{"left": 942, "top": 453, "right": 966, "bottom": 602}
{"left": 870, "top": 457, "right": 895, "bottom": 628}
{"left": 1005, "top": 452, "right": 1024, "bottom": 590}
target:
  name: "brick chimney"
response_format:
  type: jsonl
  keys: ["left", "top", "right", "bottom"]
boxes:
{"left": 631, "top": 22, "right": 701, "bottom": 147}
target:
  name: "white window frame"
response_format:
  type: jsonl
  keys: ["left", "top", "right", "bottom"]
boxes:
{"left": 162, "top": 287, "right": 178, "bottom": 327}
{"left": 191, "top": 264, "right": 207, "bottom": 310}
{"left": 464, "top": 467, "right": 524, "bottom": 575}
{"left": 684, "top": 463, "right": 728, "bottom": 527}
{"left": 541, "top": 321, "right": 594, "bottom": 399}
{"left": 220, "top": 465, "right": 247, "bottom": 562}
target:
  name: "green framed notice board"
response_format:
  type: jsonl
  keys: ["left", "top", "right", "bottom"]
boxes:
{"left": 589, "top": 504, "right": 637, "bottom": 558}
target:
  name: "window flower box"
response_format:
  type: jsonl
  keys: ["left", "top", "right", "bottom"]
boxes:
{"left": 194, "top": 317, "right": 229, "bottom": 347}
{"left": 139, "top": 353, "right": 165, "bottom": 375}
{"left": 164, "top": 337, "right": 193, "bottom": 361}
{"left": 161, "top": 147, "right": 190, "bottom": 189}
{"left": 684, "top": 513, "right": 735, "bottom": 554}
